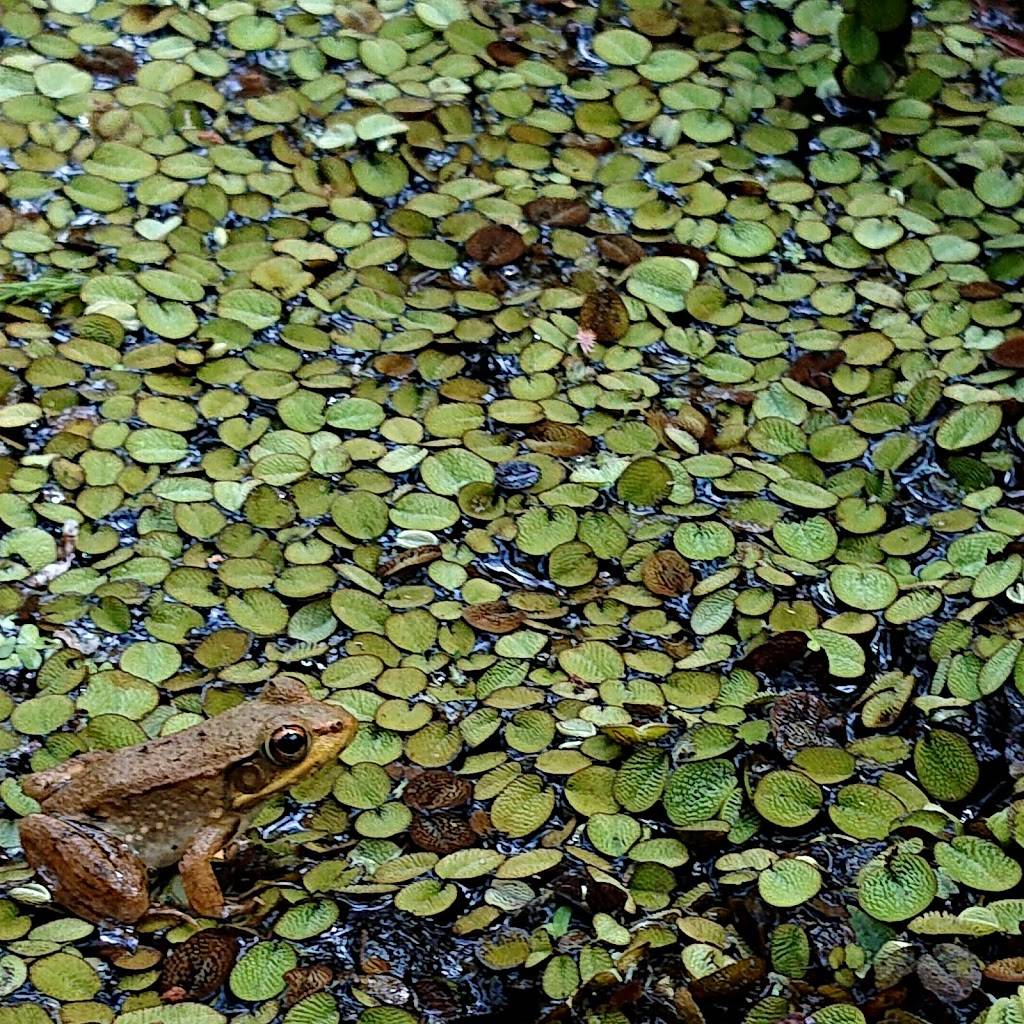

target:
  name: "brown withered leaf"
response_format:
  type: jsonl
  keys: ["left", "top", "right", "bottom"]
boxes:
{"left": 656, "top": 405, "right": 714, "bottom": 446}
{"left": 724, "top": 179, "right": 766, "bottom": 197}
{"left": 486, "top": 40, "right": 526, "bottom": 65}
{"left": 959, "top": 280, "right": 1004, "bottom": 299}
{"left": 738, "top": 630, "right": 811, "bottom": 674}
{"left": 403, "top": 770, "right": 472, "bottom": 811}
{"left": 661, "top": 638, "right": 695, "bottom": 660}
{"left": 359, "top": 954, "right": 393, "bottom": 975}
{"left": 560, "top": 133, "right": 615, "bottom": 155}
{"left": 379, "top": 545, "right": 442, "bottom": 577}
{"left": 985, "top": 957, "right": 1024, "bottom": 983}
{"left": 524, "top": 197, "right": 590, "bottom": 227}
{"left": 462, "top": 600, "right": 527, "bottom": 634}
{"left": 527, "top": 421, "right": 593, "bottom": 457}
{"left": 468, "top": 808, "right": 493, "bottom": 836}
{"left": 373, "top": 353, "right": 417, "bottom": 377}
{"left": 409, "top": 812, "right": 477, "bottom": 855}
{"left": 466, "top": 225, "right": 525, "bottom": 266}
{"left": 701, "top": 385, "right": 754, "bottom": 409}
{"left": 159, "top": 929, "right": 241, "bottom": 1002}
{"left": 673, "top": 987, "right": 707, "bottom": 1024}
{"left": 982, "top": 26, "right": 1024, "bottom": 58}
{"left": 337, "top": 2, "right": 383, "bottom": 32}
{"left": 596, "top": 235, "right": 645, "bottom": 265}
{"left": 990, "top": 334, "right": 1024, "bottom": 368}
{"left": 788, "top": 350, "right": 845, "bottom": 390}
{"left": 580, "top": 289, "right": 630, "bottom": 342}
{"left": 770, "top": 691, "right": 835, "bottom": 756}
{"left": 651, "top": 241, "right": 709, "bottom": 267}
{"left": 689, "top": 957, "right": 766, "bottom": 1001}
{"left": 283, "top": 964, "right": 335, "bottom": 1008}
{"left": 413, "top": 978, "right": 462, "bottom": 1017}
{"left": 641, "top": 551, "right": 694, "bottom": 597}
{"left": 72, "top": 46, "right": 138, "bottom": 80}
{"left": 232, "top": 65, "right": 273, "bottom": 97}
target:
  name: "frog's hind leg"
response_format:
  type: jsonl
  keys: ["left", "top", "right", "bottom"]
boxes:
{"left": 19, "top": 813, "right": 150, "bottom": 924}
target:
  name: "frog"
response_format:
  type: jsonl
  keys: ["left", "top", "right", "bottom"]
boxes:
{"left": 18, "top": 676, "right": 357, "bottom": 924}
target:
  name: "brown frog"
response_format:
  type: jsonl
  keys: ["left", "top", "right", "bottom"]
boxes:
{"left": 18, "top": 677, "right": 357, "bottom": 924}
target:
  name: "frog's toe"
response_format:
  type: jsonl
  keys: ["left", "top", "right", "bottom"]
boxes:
{"left": 220, "top": 897, "right": 259, "bottom": 919}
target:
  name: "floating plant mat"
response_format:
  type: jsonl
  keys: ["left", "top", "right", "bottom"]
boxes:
{"left": 4, "top": 0, "right": 1024, "bottom": 1020}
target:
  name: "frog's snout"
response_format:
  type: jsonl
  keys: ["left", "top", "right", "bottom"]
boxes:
{"left": 317, "top": 707, "right": 358, "bottom": 748}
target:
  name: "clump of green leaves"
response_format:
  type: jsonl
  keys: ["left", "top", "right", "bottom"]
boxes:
{"left": 0, "top": 620, "right": 52, "bottom": 671}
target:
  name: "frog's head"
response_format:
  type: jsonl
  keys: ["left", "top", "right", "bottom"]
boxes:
{"left": 227, "top": 676, "right": 357, "bottom": 810}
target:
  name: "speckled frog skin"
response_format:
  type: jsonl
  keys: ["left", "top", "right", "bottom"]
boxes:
{"left": 18, "top": 677, "right": 356, "bottom": 924}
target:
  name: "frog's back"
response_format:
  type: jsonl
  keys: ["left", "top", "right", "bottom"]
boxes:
{"left": 25, "top": 708, "right": 264, "bottom": 815}
{"left": 21, "top": 750, "right": 116, "bottom": 804}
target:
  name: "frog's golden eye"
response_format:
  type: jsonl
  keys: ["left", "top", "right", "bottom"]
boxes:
{"left": 265, "top": 725, "right": 308, "bottom": 765}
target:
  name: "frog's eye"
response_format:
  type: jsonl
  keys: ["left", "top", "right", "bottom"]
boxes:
{"left": 266, "top": 725, "right": 308, "bottom": 765}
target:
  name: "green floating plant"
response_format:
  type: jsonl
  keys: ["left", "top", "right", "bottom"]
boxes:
{"left": 0, "top": 619, "right": 53, "bottom": 672}
{"left": 837, "top": 0, "right": 911, "bottom": 100}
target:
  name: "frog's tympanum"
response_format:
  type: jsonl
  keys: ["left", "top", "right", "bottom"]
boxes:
{"left": 18, "top": 677, "right": 357, "bottom": 924}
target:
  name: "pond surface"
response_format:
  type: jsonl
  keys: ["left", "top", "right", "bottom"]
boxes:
{"left": 3, "top": 0, "right": 1024, "bottom": 1022}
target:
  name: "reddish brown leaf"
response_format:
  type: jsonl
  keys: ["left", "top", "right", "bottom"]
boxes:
{"left": 673, "top": 987, "right": 706, "bottom": 1024}
{"left": 159, "top": 929, "right": 241, "bottom": 1003}
{"left": 463, "top": 600, "right": 528, "bottom": 634}
{"left": 233, "top": 66, "right": 273, "bottom": 97}
{"left": 372, "top": 354, "right": 416, "bottom": 377}
{"left": 959, "top": 280, "right": 1005, "bottom": 299}
{"left": 739, "top": 631, "right": 811, "bottom": 674}
{"left": 641, "top": 551, "right": 694, "bottom": 597}
{"left": 526, "top": 421, "right": 593, "bottom": 456}
{"left": 413, "top": 978, "right": 462, "bottom": 1016}
{"left": 469, "top": 808, "right": 492, "bottom": 835}
{"left": 990, "top": 334, "right": 1024, "bottom": 368}
{"left": 409, "top": 812, "right": 477, "bottom": 855}
{"left": 724, "top": 180, "right": 766, "bottom": 197}
{"left": 403, "top": 770, "right": 472, "bottom": 811}
{"left": 596, "top": 234, "right": 645, "bottom": 265}
{"left": 379, "top": 545, "right": 442, "bottom": 577}
{"left": 788, "top": 350, "right": 845, "bottom": 389}
{"left": 651, "top": 241, "right": 709, "bottom": 266}
{"left": 982, "top": 27, "right": 1024, "bottom": 57}
{"left": 466, "top": 225, "right": 525, "bottom": 266}
{"left": 985, "top": 957, "right": 1024, "bottom": 983}
{"left": 523, "top": 197, "right": 590, "bottom": 227}
{"left": 283, "top": 964, "right": 334, "bottom": 1008}
{"left": 580, "top": 289, "right": 630, "bottom": 342}
{"left": 486, "top": 41, "right": 526, "bottom": 65}
{"left": 72, "top": 46, "right": 138, "bottom": 80}
{"left": 770, "top": 691, "right": 835, "bottom": 756}
{"left": 689, "top": 957, "right": 766, "bottom": 1000}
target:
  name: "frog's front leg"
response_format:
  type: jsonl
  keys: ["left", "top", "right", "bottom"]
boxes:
{"left": 178, "top": 818, "right": 242, "bottom": 918}
{"left": 19, "top": 813, "right": 150, "bottom": 924}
